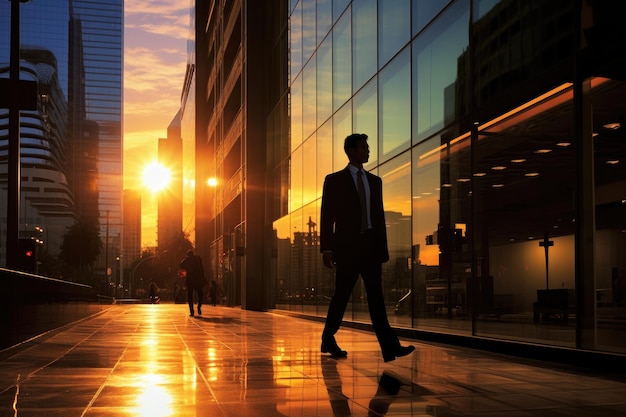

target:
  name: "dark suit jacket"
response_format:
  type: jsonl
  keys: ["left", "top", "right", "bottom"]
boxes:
{"left": 180, "top": 255, "right": 206, "bottom": 287}
{"left": 320, "top": 166, "right": 389, "bottom": 264}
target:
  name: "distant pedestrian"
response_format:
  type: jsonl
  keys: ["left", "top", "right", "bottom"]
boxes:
{"left": 180, "top": 250, "right": 207, "bottom": 316}
{"left": 148, "top": 281, "right": 159, "bottom": 304}
{"left": 209, "top": 280, "right": 218, "bottom": 306}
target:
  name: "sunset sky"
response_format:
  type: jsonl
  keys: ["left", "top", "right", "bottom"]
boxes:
{"left": 123, "top": 1, "right": 189, "bottom": 247}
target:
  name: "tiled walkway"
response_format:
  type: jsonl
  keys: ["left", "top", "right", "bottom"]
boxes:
{"left": 1, "top": 304, "right": 625, "bottom": 416}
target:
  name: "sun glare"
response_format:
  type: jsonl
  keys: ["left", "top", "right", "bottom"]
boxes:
{"left": 142, "top": 162, "right": 171, "bottom": 193}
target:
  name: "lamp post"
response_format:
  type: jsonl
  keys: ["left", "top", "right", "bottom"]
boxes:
{"left": 131, "top": 251, "right": 166, "bottom": 299}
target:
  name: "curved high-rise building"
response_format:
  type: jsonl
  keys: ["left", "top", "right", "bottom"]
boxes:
{"left": 0, "top": 0, "right": 122, "bottom": 276}
{"left": 1, "top": 49, "right": 76, "bottom": 260}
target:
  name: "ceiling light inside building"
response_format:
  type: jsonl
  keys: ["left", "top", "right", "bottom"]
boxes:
{"left": 602, "top": 122, "right": 621, "bottom": 130}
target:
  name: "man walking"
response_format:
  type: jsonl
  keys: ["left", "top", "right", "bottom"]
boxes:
{"left": 180, "top": 250, "right": 206, "bottom": 317}
{"left": 320, "top": 133, "right": 415, "bottom": 362}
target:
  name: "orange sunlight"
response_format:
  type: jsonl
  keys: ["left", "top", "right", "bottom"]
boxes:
{"left": 142, "top": 162, "right": 172, "bottom": 193}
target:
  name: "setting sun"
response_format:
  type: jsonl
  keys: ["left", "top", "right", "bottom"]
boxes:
{"left": 142, "top": 162, "right": 171, "bottom": 193}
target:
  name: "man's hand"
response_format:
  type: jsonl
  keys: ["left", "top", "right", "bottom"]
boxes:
{"left": 322, "top": 251, "right": 335, "bottom": 268}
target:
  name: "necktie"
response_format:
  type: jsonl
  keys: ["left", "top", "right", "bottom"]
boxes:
{"left": 357, "top": 170, "right": 367, "bottom": 232}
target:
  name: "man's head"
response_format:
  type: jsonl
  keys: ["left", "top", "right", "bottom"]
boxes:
{"left": 344, "top": 133, "right": 370, "bottom": 167}
{"left": 187, "top": 250, "right": 194, "bottom": 257}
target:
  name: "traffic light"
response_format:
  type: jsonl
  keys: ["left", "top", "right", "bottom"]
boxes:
{"left": 17, "top": 238, "right": 38, "bottom": 273}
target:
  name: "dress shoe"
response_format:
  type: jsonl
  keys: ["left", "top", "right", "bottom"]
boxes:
{"left": 197, "top": 307, "right": 202, "bottom": 315}
{"left": 383, "top": 345, "right": 415, "bottom": 362}
{"left": 321, "top": 340, "right": 348, "bottom": 358}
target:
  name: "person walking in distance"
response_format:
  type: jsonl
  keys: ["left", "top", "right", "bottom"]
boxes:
{"left": 320, "top": 133, "right": 415, "bottom": 362}
{"left": 180, "top": 250, "right": 207, "bottom": 316}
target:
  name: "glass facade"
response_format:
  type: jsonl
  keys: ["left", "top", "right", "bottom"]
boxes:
{"left": 71, "top": 0, "right": 123, "bottom": 273}
{"left": 273, "top": 0, "right": 626, "bottom": 356}
{"left": 0, "top": 0, "right": 123, "bottom": 275}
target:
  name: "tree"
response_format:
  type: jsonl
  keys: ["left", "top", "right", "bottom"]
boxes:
{"left": 59, "top": 219, "right": 103, "bottom": 285}
{"left": 131, "top": 231, "right": 194, "bottom": 300}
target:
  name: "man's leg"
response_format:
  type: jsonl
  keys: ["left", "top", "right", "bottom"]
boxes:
{"left": 322, "top": 264, "right": 359, "bottom": 356}
{"left": 361, "top": 264, "right": 399, "bottom": 355}
{"left": 197, "top": 286, "right": 203, "bottom": 315}
{"left": 187, "top": 286, "right": 194, "bottom": 316}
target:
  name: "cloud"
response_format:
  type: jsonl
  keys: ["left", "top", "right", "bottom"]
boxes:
{"left": 125, "top": 1, "right": 190, "bottom": 40}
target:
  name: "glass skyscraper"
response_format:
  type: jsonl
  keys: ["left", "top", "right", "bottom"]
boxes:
{"left": 0, "top": 0, "right": 123, "bottom": 276}
{"left": 268, "top": 0, "right": 626, "bottom": 357}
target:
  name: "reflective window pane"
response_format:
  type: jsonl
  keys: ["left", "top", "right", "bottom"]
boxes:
{"left": 380, "top": 152, "right": 412, "bottom": 328}
{"left": 290, "top": 145, "right": 303, "bottom": 212}
{"left": 378, "top": 0, "right": 411, "bottom": 65}
{"left": 317, "top": 37, "right": 332, "bottom": 126}
{"left": 332, "top": 103, "right": 352, "bottom": 171}
{"left": 302, "top": 60, "right": 317, "bottom": 141}
{"left": 291, "top": 74, "right": 303, "bottom": 149}
{"left": 473, "top": 86, "right": 576, "bottom": 347}
{"left": 412, "top": 0, "right": 469, "bottom": 142}
{"left": 316, "top": 0, "right": 332, "bottom": 45}
{"left": 316, "top": 120, "right": 333, "bottom": 200}
{"left": 353, "top": 77, "right": 378, "bottom": 169}
{"left": 302, "top": 0, "right": 316, "bottom": 65}
{"left": 333, "top": 8, "right": 351, "bottom": 112}
{"left": 412, "top": 0, "right": 451, "bottom": 35}
{"left": 352, "top": 0, "right": 377, "bottom": 93}
{"left": 290, "top": 3, "right": 303, "bottom": 80}
{"left": 302, "top": 134, "right": 317, "bottom": 206}
{"left": 380, "top": 48, "right": 410, "bottom": 161}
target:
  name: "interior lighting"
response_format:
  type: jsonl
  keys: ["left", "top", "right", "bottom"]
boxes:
{"left": 456, "top": 178, "right": 471, "bottom": 182}
{"left": 606, "top": 160, "right": 620, "bottom": 165}
{"left": 511, "top": 159, "right": 526, "bottom": 163}
{"left": 525, "top": 172, "right": 540, "bottom": 177}
{"left": 491, "top": 166, "right": 507, "bottom": 170}
{"left": 492, "top": 184, "right": 504, "bottom": 188}
{"left": 473, "top": 172, "right": 487, "bottom": 177}
{"left": 602, "top": 122, "right": 621, "bottom": 130}
{"left": 441, "top": 183, "right": 453, "bottom": 187}
{"left": 556, "top": 142, "right": 571, "bottom": 147}
{"left": 534, "top": 149, "right": 552, "bottom": 154}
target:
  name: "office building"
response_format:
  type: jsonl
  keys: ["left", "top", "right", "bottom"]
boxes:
{"left": 187, "top": 0, "right": 279, "bottom": 310}
{"left": 0, "top": 51, "right": 76, "bottom": 262}
{"left": 122, "top": 189, "right": 141, "bottom": 269}
{"left": 0, "top": 0, "right": 123, "bottom": 274}
{"left": 186, "top": 0, "right": 626, "bottom": 360}
{"left": 157, "top": 110, "right": 183, "bottom": 250}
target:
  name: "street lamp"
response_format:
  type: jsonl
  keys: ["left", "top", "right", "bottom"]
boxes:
{"left": 131, "top": 250, "right": 166, "bottom": 299}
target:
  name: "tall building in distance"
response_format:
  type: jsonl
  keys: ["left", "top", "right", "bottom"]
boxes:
{"left": 0, "top": 0, "right": 123, "bottom": 274}
{"left": 157, "top": 110, "right": 183, "bottom": 250}
{"left": 70, "top": 0, "right": 123, "bottom": 279}
{"left": 122, "top": 189, "right": 141, "bottom": 270}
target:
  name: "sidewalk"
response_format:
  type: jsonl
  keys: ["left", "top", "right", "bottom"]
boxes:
{"left": 1, "top": 304, "right": 625, "bottom": 416}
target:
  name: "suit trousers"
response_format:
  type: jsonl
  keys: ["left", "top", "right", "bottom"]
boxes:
{"left": 322, "top": 232, "right": 399, "bottom": 356}
{"left": 187, "top": 283, "right": 204, "bottom": 313}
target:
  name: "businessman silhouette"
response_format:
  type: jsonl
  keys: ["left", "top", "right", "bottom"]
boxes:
{"left": 320, "top": 133, "right": 415, "bottom": 362}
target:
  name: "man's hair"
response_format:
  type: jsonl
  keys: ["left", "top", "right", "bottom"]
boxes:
{"left": 187, "top": 250, "right": 194, "bottom": 256}
{"left": 344, "top": 133, "right": 368, "bottom": 154}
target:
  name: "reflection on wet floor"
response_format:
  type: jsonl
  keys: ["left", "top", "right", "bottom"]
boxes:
{"left": 1, "top": 304, "right": 625, "bottom": 416}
